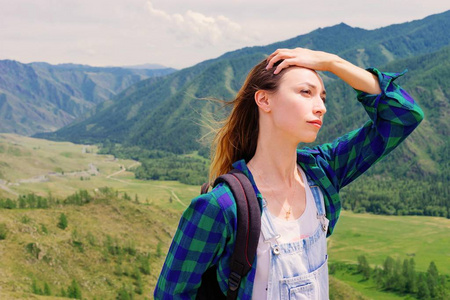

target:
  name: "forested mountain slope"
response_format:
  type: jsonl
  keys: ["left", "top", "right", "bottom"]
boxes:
{"left": 40, "top": 10, "right": 449, "bottom": 152}
{"left": 36, "top": 11, "right": 449, "bottom": 216}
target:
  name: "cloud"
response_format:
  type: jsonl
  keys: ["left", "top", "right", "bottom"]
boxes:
{"left": 1, "top": 0, "right": 448, "bottom": 69}
{"left": 146, "top": 1, "right": 258, "bottom": 47}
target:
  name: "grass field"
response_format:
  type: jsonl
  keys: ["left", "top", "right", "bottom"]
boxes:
{"left": 328, "top": 211, "right": 450, "bottom": 276}
{"left": 0, "top": 133, "right": 199, "bottom": 210}
{"left": 331, "top": 271, "right": 415, "bottom": 300}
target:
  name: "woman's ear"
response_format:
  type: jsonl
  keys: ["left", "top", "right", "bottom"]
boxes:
{"left": 255, "top": 90, "right": 271, "bottom": 113}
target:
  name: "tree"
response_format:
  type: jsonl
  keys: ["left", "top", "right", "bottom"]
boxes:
{"left": 44, "top": 282, "right": 51, "bottom": 295}
{"left": 403, "top": 258, "right": 417, "bottom": 293}
{"left": 357, "top": 255, "right": 371, "bottom": 280}
{"left": 373, "top": 266, "right": 384, "bottom": 288}
{"left": 67, "top": 279, "right": 82, "bottom": 299}
{"left": 19, "top": 197, "right": 27, "bottom": 208}
{"left": 31, "top": 278, "right": 42, "bottom": 295}
{"left": 57, "top": 213, "right": 68, "bottom": 230}
{"left": 393, "top": 257, "right": 405, "bottom": 292}
{"left": 382, "top": 256, "right": 396, "bottom": 290}
{"left": 139, "top": 253, "right": 151, "bottom": 275}
{"left": 427, "top": 261, "right": 439, "bottom": 279}
{"left": 437, "top": 275, "right": 448, "bottom": 299}
{"left": 0, "top": 223, "right": 7, "bottom": 240}
{"left": 4, "top": 198, "right": 16, "bottom": 209}
{"left": 134, "top": 267, "right": 143, "bottom": 295}
{"left": 417, "top": 273, "right": 430, "bottom": 299}
{"left": 427, "top": 261, "right": 439, "bottom": 298}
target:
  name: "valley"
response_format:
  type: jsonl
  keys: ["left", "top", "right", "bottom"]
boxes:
{"left": 0, "top": 134, "right": 198, "bottom": 209}
{"left": 0, "top": 135, "right": 448, "bottom": 299}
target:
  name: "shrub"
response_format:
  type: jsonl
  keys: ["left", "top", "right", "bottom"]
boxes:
{"left": 40, "top": 224, "right": 48, "bottom": 234}
{"left": 20, "top": 215, "right": 31, "bottom": 224}
{"left": 25, "top": 243, "right": 41, "bottom": 259}
{"left": 156, "top": 241, "right": 163, "bottom": 257}
{"left": 124, "top": 240, "right": 136, "bottom": 256}
{"left": 57, "top": 213, "right": 68, "bottom": 230}
{"left": 31, "top": 278, "right": 42, "bottom": 295}
{"left": 138, "top": 253, "right": 151, "bottom": 275}
{"left": 44, "top": 282, "right": 51, "bottom": 295}
{"left": 0, "top": 223, "right": 7, "bottom": 240}
{"left": 4, "top": 198, "right": 16, "bottom": 209}
{"left": 116, "top": 284, "right": 134, "bottom": 300}
{"left": 67, "top": 279, "right": 82, "bottom": 299}
{"left": 134, "top": 268, "right": 143, "bottom": 295}
{"left": 86, "top": 231, "right": 97, "bottom": 246}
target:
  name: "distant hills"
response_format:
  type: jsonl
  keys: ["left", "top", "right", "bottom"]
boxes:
{"left": 121, "top": 63, "right": 170, "bottom": 70}
{"left": 0, "top": 61, "right": 176, "bottom": 135}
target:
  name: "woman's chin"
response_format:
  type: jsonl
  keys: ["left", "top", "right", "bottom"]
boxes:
{"left": 298, "top": 135, "right": 318, "bottom": 144}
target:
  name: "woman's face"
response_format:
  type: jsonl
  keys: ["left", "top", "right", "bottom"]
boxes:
{"left": 268, "top": 67, "right": 327, "bottom": 144}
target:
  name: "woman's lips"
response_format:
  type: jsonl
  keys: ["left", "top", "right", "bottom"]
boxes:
{"left": 307, "top": 119, "right": 322, "bottom": 128}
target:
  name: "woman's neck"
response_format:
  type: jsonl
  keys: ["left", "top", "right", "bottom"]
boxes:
{"left": 248, "top": 133, "right": 299, "bottom": 188}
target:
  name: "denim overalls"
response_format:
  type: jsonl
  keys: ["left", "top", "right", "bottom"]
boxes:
{"left": 260, "top": 174, "right": 330, "bottom": 300}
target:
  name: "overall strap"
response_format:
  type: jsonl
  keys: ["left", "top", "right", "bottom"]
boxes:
{"left": 305, "top": 173, "right": 329, "bottom": 233}
{"left": 260, "top": 199, "right": 281, "bottom": 242}
{"left": 306, "top": 174, "right": 325, "bottom": 216}
{"left": 213, "top": 169, "right": 261, "bottom": 300}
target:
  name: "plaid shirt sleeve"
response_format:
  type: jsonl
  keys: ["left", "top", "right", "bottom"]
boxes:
{"left": 154, "top": 188, "right": 232, "bottom": 299}
{"left": 313, "top": 68, "right": 424, "bottom": 190}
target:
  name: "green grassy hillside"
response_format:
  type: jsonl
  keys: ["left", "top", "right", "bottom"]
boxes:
{"left": 1, "top": 135, "right": 448, "bottom": 299}
{"left": 0, "top": 134, "right": 193, "bottom": 299}
{"left": 0, "top": 190, "right": 180, "bottom": 299}
{"left": 3, "top": 202, "right": 447, "bottom": 299}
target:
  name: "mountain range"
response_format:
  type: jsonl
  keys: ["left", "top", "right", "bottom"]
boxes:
{"left": 4, "top": 11, "right": 448, "bottom": 194}
{"left": 0, "top": 61, "right": 175, "bottom": 135}
{"left": 38, "top": 11, "right": 449, "bottom": 158}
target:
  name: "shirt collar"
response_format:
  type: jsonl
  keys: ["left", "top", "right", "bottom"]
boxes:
{"left": 231, "top": 149, "right": 319, "bottom": 199}
{"left": 297, "top": 148, "right": 319, "bottom": 165}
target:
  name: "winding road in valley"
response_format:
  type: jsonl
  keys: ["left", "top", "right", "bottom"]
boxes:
{"left": 1, "top": 159, "right": 187, "bottom": 208}
{"left": 105, "top": 162, "right": 187, "bottom": 208}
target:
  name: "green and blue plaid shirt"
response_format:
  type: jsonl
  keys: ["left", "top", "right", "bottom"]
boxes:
{"left": 154, "top": 68, "right": 424, "bottom": 299}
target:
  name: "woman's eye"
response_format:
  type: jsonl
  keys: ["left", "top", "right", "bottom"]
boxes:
{"left": 301, "top": 90, "right": 311, "bottom": 95}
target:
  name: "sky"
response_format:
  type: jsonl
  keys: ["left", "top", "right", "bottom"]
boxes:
{"left": 1, "top": 0, "right": 448, "bottom": 69}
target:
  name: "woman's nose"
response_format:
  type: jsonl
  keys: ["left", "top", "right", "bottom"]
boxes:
{"left": 314, "top": 99, "right": 327, "bottom": 115}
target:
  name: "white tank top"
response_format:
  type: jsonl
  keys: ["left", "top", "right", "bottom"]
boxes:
{"left": 252, "top": 166, "right": 321, "bottom": 299}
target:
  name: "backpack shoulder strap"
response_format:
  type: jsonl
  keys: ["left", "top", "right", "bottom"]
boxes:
{"left": 213, "top": 169, "right": 261, "bottom": 300}
{"left": 200, "top": 182, "right": 210, "bottom": 195}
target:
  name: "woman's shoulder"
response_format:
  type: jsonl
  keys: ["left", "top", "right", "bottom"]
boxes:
{"left": 190, "top": 182, "right": 237, "bottom": 218}
{"left": 296, "top": 146, "right": 328, "bottom": 164}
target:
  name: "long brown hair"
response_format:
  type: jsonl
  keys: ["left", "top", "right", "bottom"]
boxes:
{"left": 209, "top": 58, "right": 286, "bottom": 183}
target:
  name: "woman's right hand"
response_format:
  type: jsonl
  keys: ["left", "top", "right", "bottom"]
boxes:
{"left": 266, "top": 47, "right": 381, "bottom": 94}
{"left": 266, "top": 48, "right": 337, "bottom": 74}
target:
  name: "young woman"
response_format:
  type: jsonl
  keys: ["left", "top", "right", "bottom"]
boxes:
{"left": 154, "top": 48, "right": 424, "bottom": 299}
